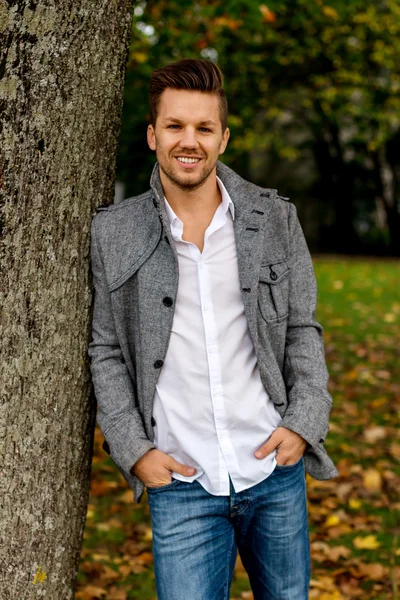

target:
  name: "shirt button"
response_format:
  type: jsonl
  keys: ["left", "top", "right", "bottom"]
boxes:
{"left": 151, "top": 417, "right": 156, "bottom": 426}
{"left": 154, "top": 359, "right": 164, "bottom": 369}
{"left": 163, "top": 297, "right": 173, "bottom": 307}
{"left": 209, "top": 345, "right": 217, "bottom": 353}
{"left": 203, "top": 303, "right": 211, "bottom": 311}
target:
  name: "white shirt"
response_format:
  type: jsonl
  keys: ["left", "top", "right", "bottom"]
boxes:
{"left": 152, "top": 176, "right": 283, "bottom": 495}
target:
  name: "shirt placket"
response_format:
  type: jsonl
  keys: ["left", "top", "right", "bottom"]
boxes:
{"left": 197, "top": 221, "right": 241, "bottom": 495}
{"left": 169, "top": 203, "right": 241, "bottom": 495}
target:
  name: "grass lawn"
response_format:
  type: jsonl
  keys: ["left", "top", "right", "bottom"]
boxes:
{"left": 77, "top": 257, "right": 400, "bottom": 600}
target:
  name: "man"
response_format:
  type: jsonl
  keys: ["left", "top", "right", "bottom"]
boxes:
{"left": 88, "top": 58, "right": 338, "bottom": 600}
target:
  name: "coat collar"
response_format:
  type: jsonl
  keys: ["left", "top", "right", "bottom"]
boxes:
{"left": 102, "top": 161, "right": 281, "bottom": 297}
{"left": 149, "top": 159, "right": 277, "bottom": 219}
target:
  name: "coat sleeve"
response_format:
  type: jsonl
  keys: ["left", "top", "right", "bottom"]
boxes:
{"left": 279, "top": 202, "right": 333, "bottom": 449}
{"left": 87, "top": 214, "right": 156, "bottom": 474}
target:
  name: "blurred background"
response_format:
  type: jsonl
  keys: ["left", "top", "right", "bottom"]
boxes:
{"left": 115, "top": 0, "right": 400, "bottom": 256}
{"left": 78, "top": 3, "right": 400, "bottom": 599}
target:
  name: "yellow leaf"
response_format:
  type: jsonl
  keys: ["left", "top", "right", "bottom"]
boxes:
{"left": 384, "top": 313, "right": 396, "bottom": 322}
{"left": 325, "top": 514, "right": 341, "bottom": 527}
{"left": 353, "top": 535, "right": 381, "bottom": 550}
{"left": 310, "top": 576, "right": 336, "bottom": 591}
{"left": 363, "top": 469, "right": 382, "bottom": 491}
{"left": 370, "top": 396, "right": 388, "bottom": 408}
{"left": 142, "top": 526, "right": 153, "bottom": 541}
{"left": 349, "top": 498, "right": 362, "bottom": 509}
{"left": 320, "top": 592, "right": 345, "bottom": 600}
{"left": 322, "top": 6, "right": 339, "bottom": 19}
{"left": 328, "top": 318, "right": 347, "bottom": 327}
{"left": 131, "top": 52, "right": 148, "bottom": 64}
{"left": 390, "top": 442, "right": 400, "bottom": 460}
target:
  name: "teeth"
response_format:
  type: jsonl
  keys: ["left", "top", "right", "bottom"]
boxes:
{"left": 177, "top": 157, "right": 200, "bottom": 164}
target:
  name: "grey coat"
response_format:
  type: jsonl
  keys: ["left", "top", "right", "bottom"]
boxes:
{"left": 88, "top": 160, "right": 339, "bottom": 504}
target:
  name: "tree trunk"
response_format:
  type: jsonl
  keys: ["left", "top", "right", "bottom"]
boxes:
{"left": 310, "top": 113, "right": 358, "bottom": 254}
{"left": 373, "top": 144, "right": 400, "bottom": 256}
{"left": 0, "top": 1, "right": 134, "bottom": 597}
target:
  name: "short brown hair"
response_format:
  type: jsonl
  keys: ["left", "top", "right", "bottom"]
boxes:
{"left": 149, "top": 58, "right": 228, "bottom": 131}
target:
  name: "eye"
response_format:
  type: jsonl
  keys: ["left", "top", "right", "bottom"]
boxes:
{"left": 199, "top": 127, "right": 211, "bottom": 133}
{"left": 167, "top": 124, "right": 181, "bottom": 129}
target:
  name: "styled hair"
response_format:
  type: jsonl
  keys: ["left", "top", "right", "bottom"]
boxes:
{"left": 149, "top": 58, "right": 228, "bottom": 131}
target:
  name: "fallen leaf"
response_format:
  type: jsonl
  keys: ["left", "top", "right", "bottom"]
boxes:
{"left": 75, "top": 585, "right": 107, "bottom": 600}
{"left": 363, "top": 426, "right": 387, "bottom": 443}
{"left": 310, "top": 576, "right": 336, "bottom": 591}
{"left": 390, "top": 442, "right": 400, "bottom": 460}
{"left": 353, "top": 535, "right": 381, "bottom": 549}
{"left": 324, "top": 514, "right": 341, "bottom": 527}
{"left": 325, "top": 545, "right": 352, "bottom": 561}
{"left": 363, "top": 469, "right": 382, "bottom": 491}
{"left": 384, "top": 313, "right": 396, "bottom": 322}
{"left": 356, "top": 562, "right": 389, "bottom": 580}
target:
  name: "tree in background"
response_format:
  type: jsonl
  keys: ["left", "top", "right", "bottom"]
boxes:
{"left": 0, "top": 1, "right": 134, "bottom": 596}
{"left": 119, "top": 0, "right": 400, "bottom": 254}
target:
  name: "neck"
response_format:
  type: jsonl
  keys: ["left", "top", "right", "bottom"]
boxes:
{"left": 160, "top": 167, "right": 222, "bottom": 220}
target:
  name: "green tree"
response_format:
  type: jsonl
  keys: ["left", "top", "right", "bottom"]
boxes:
{"left": 118, "top": 0, "right": 400, "bottom": 254}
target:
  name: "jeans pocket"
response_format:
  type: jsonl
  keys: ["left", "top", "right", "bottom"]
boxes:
{"left": 145, "top": 477, "right": 182, "bottom": 493}
{"left": 274, "top": 455, "right": 304, "bottom": 470}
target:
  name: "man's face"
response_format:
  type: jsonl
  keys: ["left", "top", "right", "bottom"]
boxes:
{"left": 147, "top": 88, "right": 230, "bottom": 191}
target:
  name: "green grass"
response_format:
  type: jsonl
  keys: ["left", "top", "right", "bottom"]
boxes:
{"left": 78, "top": 257, "right": 400, "bottom": 600}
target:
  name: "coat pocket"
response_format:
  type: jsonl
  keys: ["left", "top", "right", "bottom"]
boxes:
{"left": 258, "top": 259, "right": 290, "bottom": 323}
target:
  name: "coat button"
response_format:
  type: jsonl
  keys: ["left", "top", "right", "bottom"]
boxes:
{"left": 163, "top": 296, "right": 173, "bottom": 307}
{"left": 154, "top": 359, "right": 164, "bottom": 369}
{"left": 151, "top": 417, "right": 156, "bottom": 426}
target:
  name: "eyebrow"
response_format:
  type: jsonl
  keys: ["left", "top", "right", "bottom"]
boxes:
{"left": 163, "top": 117, "right": 217, "bottom": 127}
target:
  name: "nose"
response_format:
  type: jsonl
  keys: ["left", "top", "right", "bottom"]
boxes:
{"left": 179, "top": 126, "right": 199, "bottom": 149}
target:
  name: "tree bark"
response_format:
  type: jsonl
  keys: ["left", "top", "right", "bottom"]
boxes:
{"left": 0, "top": 1, "right": 134, "bottom": 597}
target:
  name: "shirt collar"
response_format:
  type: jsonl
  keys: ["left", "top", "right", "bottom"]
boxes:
{"left": 163, "top": 176, "right": 235, "bottom": 228}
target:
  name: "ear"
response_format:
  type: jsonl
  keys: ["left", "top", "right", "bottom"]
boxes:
{"left": 147, "top": 124, "right": 156, "bottom": 151}
{"left": 219, "top": 127, "right": 230, "bottom": 155}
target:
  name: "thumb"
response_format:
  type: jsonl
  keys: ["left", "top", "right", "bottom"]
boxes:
{"left": 255, "top": 431, "right": 280, "bottom": 459}
{"left": 168, "top": 458, "right": 196, "bottom": 476}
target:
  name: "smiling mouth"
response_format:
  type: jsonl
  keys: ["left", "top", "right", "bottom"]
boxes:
{"left": 175, "top": 157, "right": 202, "bottom": 164}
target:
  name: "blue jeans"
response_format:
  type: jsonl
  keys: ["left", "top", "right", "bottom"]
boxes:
{"left": 146, "top": 456, "right": 310, "bottom": 600}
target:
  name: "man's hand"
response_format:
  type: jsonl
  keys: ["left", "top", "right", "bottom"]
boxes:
{"left": 254, "top": 426, "right": 307, "bottom": 465}
{"left": 131, "top": 449, "right": 196, "bottom": 488}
